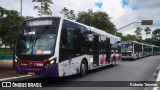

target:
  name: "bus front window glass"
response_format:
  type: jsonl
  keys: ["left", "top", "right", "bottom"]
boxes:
{"left": 18, "top": 26, "right": 57, "bottom": 55}
{"left": 121, "top": 44, "right": 133, "bottom": 52}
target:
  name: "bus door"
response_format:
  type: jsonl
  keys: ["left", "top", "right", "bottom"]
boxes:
{"left": 93, "top": 35, "right": 99, "bottom": 66}
{"left": 106, "top": 38, "right": 111, "bottom": 64}
{"left": 137, "top": 44, "right": 140, "bottom": 58}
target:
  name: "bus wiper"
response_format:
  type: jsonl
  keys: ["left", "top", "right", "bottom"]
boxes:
{"left": 30, "top": 31, "right": 38, "bottom": 54}
{"left": 33, "top": 31, "right": 38, "bottom": 49}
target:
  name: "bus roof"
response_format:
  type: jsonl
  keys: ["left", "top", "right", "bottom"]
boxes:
{"left": 24, "top": 16, "right": 121, "bottom": 41}
{"left": 64, "top": 18, "right": 121, "bottom": 41}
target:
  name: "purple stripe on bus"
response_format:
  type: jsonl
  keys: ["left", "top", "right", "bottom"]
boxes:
{"left": 14, "top": 64, "right": 59, "bottom": 77}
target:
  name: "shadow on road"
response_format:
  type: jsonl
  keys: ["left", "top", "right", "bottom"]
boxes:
{"left": 10, "top": 64, "right": 118, "bottom": 87}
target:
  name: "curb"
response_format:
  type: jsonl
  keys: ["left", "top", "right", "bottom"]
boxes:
{"left": 0, "top": 75, "right": 31, "bottom": 81}
{"left": 153, "top": 67, "right": 160, "bottom": 90}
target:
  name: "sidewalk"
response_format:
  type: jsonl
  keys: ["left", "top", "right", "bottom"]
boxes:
{"left": 153, "top": 64, "right": 160, "bottom": 90}
{"left": 0, "top": 60, "right": 23, "bottom": 79}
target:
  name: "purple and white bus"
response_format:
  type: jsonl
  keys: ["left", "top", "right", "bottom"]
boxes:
{"left": 14, "top": 17, "right": 121, "bottom": 77}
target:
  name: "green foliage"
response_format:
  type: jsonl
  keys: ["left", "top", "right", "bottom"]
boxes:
{"left": 60, "top": 7, "right": 76, "bottom": 20}
{"left": 116, "top": 32, "right": 122, "bottom": 37}
{"left": 25, "top": 16, "right": 34, "bottom": 19}
{"left": 134, "top": 27, "right": 142, "bottom": 41}
{"left": 144, "top": 27, "right": 151, "bottom": 37}
{"left": 0, "top": 48, "right": 12, "bottom": 55}
{"left": 0, "top": 6, "right": 25, "bottom": 48}
{"left": 152, "top": 29, "right": 160, "bottom": 46}
{"left": 142, "top": 38, "right": 154, "bottom": 45}
{"left": 121, "top": 34, "right": 137, "bottom": 41}
{"left": 32, "top": 0, "right": 53, "bottom": 16}
{"left": 76, "top": 9, "right": 116, "bottom": 35}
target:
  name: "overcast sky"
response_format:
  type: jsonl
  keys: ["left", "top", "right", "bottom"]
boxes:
{"left": 0, "top": 0, "right": 160, "bottom": 39}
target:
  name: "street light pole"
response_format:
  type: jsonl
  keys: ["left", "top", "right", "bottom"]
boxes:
{"left": 115, "top": 22, "right": 141, "bottom": 35}
{"left": 117, "top": 22, "right": 141, "bottom": 31}
{"left": 20, "top": 0, "right": 22, "bottom": 16}
{"left": 115, "top": 20, "right": 153, "bottom": 35}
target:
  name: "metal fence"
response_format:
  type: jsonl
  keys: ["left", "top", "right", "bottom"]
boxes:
{"left": 0, "top": 46, "right": 13, "bottom": 60}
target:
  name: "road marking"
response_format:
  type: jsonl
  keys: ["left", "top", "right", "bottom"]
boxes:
{"left": 153, "top": 67, "right": 160, "bottom": 90}
{"left": 0, "top": 75, "right": 31, "bottom": 81}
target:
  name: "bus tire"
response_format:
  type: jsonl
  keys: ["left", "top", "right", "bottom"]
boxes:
{"left": 112, "top": 56, "right": 116, "bottom": 66}
{"left": 80, "top": 59, "right": 88, "bottom": 76}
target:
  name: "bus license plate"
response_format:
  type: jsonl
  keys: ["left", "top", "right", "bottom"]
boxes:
{"left": 28, "top": 72, "right": 35, "bottom": 75}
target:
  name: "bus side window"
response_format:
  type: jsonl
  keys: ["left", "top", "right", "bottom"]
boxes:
{"left": 60, "top": 28, "right": 75, "bottom": 49}
{"left": 117, "top": 41, "right": 121, "bottom": 53}
{"left": 60, "top": 28, "right": 67, "bottom": 49}
{"left": 66, "top": 28, "right": 74, "bottom": 49}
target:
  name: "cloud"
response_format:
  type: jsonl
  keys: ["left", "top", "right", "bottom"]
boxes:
{"left": 0, "top": 0, "right": 160, "bottom": 39}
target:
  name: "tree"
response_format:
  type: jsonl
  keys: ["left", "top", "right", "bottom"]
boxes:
{"left": 121, "top": 34, "right": 137, "bottom": 41}
{"left": 25, "top": 16, "right": 34, "bottom": 19}
{"left": 143, "top": 38, "right": 154, "bottom": 45}
{"left": 32, "top": 0, "right": 53, "bottom": 16}
{"left": 144, "top": 27, "right": 151, "bottom": 37}
{"left": 0, "top": 6, "right": 25, "bottom": 48}
{"left": 60, "top": 7, "right": 76, "bottom": 20}
{"left": 134, "top": 27, "right": 142, "bottom": 41}
{"left": 116, "top": 32, "right": 122, "bottom": 38}
{"left": 152, "top": 29, "right": 160, "bottom": 46}
{"left": 76, "top": 9, "right": 116, "bottom": 34}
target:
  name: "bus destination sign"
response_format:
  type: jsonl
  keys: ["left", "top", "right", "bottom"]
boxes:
{"left": 26, "top": 19, "right": 53, "bottom": 26}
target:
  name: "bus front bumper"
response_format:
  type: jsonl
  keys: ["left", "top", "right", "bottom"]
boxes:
{"left": 122, "top": 56, "right": 135, "bottom": 59}
{"left": 14, "top": 64, "right": 59, "bottom": 77}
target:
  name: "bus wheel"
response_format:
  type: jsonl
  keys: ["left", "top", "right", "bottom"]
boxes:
{"left": 80, "top": 60, "right": 87, "bottom": 76}
{"left": 112, "top": 57, "right": 116, "bottom": 66}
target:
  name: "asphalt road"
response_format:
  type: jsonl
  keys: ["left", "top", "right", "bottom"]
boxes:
{"left": 1, "top": 56, "right": 160, "bottom": 90}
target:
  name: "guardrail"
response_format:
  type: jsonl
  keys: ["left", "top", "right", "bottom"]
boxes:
{"left": 0, "top": 47, "right": 13, "bottom": 60}
{"left": 0, "top": 55, "right": 13, "bottom": 60}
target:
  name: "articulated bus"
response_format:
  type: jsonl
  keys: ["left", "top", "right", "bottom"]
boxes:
{"left": 121, "top": 41, "right": 160, "bottom": 60}
{"left": 121, "top": 41, "right": 143, "bottom": 60}
{"left": 152, "top": 45, "right": 160, "bottom": 55}
{"left": 143, "top": 44, "right": 148, "bottom": 57}
{"left": 13, "top": 17, "right": 121, "bottom": 77}
{"left": 147, "top": 44, "right": 153, "bottom": 56}
{"left": 157, "top": 46, "right": 160, "bottom": 55}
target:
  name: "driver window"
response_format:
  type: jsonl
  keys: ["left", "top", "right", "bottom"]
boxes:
{"left": 60, "top": 28, "right": 75, "bottom": 49}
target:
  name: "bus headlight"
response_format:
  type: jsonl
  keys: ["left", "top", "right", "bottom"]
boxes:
{"left": 50, "top": 57, "right": 57, "bottom": 65}
{"left": 15, "top": 59, "right": 17, "bottom": 63}
{"left": 15, "top": 58, "right": 20, "bottom": 66}
{"left": 50, "top": 60, "right": 55, "bottom": 64}
{"left": 43, "top": 58, "right": 57, "bottom": 68}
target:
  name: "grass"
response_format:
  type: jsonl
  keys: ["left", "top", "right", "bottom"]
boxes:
{"left": 0, "top": 48, "right": 13, "bottom": 55}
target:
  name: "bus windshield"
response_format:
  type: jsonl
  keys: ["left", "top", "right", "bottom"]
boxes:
{"left": 121, "top": 44, "right": 133, "bottom": 53}
{"left": 17, "top": 26, "right": 58, "bottom": 55}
